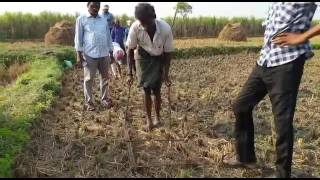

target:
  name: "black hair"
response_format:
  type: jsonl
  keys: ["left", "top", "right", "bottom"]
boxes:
{"left": 135, "top": 3, "right": 156, "bottom": 20}
{"left": 87, "top": 2, "right": 101, "bottom": 7}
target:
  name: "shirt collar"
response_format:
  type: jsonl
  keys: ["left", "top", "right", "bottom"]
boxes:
{"left": 137, "top": 19, "right": 160, "bottom": 34}
{"left": 86, "top": 12, "right": 101, "bottom": 18}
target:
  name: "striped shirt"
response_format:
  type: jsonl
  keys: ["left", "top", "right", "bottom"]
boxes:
{"left": 74, "top": 13, "right": 113, "bottom": 59}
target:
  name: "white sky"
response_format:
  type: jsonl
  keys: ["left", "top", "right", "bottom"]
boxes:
{"left": 0, "top": 2, "right": 320, "bottom": 19}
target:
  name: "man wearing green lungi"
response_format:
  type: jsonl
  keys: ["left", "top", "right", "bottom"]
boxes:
{"left": 126, "top": 3, "right": 174, "bottom": 132}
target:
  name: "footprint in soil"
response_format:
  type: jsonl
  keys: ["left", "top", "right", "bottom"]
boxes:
{"left": 206, "top": 123, "right": 233, "bottom": 139}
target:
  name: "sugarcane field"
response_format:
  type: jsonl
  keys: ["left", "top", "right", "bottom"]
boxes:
{"left": 1, "top": 2, "right": 320, "bottom": 178}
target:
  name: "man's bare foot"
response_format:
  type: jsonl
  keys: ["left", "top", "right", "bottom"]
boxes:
{"left": 143, "top": 123, "right": 154, "bottom": 132}
{"left": 153, "top": 118, "right": 163, "bottom": 128}
{"left": 85, "top": 103, "right": 95, "bottom": 111}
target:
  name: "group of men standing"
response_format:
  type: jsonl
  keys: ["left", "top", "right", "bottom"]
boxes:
{"left": 75, "top": 2, "right": 320, "bottom": 178}
{"left": 74, "top": 2, "right": 173, "bottom": 129}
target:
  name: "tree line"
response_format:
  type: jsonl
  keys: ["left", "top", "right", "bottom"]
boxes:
{"left": 0, "top": 11, "right": 319, "bottom": 41}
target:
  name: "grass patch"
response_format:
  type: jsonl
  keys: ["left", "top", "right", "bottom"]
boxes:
{"left": 0, "top": 63, "right": 29, "bottom": 86}
{"left": 173, "top": 46, "right": 261, "bottom": 59}
{"left": 0, "top": 57, "right": 63, "bottom": 177}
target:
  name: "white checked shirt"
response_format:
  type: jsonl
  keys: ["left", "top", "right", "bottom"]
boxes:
{"left": 258, "top": 2, "right": 319, "bottom": 67}
{"left": 74, "top": 13, "right": 113, "bottom": 59}
{"left": 126, "top": 19, "right": 174, "bottom": 56}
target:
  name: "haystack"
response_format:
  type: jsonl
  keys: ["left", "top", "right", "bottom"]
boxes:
{"left": 45, "top": 21, "right": 75, "bottom": 46}
{"left": 218, "top": 23, "right": 247, "bottom": 42}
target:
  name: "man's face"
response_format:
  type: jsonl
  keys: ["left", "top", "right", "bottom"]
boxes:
{"left": 139, "top": 17, "right": 155, "bottom": 31}
{"left": 88, "top": 2, "right": 100, "bottom": 17}
{"left": 103, "top": 7, "right": 109, "bottom": 13}
{"left": 115, "top": 20, "right": 120, "bottom": 26}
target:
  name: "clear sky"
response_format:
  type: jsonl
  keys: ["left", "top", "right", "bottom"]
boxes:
{"left": 0, "top": 2, "right": 320, "bottom": 20}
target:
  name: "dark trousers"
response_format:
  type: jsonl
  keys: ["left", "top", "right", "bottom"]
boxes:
{"left": 232, "top": 55, "right": 306, "bottom": 178}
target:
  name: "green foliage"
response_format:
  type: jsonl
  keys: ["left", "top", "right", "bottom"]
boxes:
{"left": 176, "top": 169, "right": 193, "bottom": 178}
{"left": 173, "top": 46, "right": 261, "bottom": 59}
{"left": 0, "top": 53, "right": 64, "bottom": 177}
{"left": 164, "top": 16, "right": 265, "bottom": 38}
{"left": 0, "top": 11, "right": 76, "bottom": 40}
{"left": 174, "top": 2, "right": 193, "bottom": 19}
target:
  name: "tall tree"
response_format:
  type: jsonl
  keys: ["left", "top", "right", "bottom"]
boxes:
{"left": 172, "top": 2, "right": 192, "bottom": 29}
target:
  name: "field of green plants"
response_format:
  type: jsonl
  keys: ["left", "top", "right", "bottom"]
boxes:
{"left": 0, "top": 42, "right": 75, "bottom": 177}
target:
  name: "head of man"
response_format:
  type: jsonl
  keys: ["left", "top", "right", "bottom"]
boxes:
{"left": 87, "top": 2, "right": 100, "bottom": 17}
{"left": 135, "top": 3, "right": 156, "bottom": 31}
{"left": 126, "top": 20, "right": 132, "bottom": 27}
{"left": 115, "top": 19, "right": 121, "bottom": 27}
{"left": 103, "top": 5, "right": 109, "bottom": 14}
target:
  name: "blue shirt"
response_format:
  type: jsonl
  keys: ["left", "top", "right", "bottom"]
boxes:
{"left": 124, "top": 27, "right": 129, "bottom": 43}
{"left": 111, "top": 26, "right": 126, "bottom": 45}
{"left": 102, "top": 12, "right": 114, "bottom": 29}
{"left": 74, "top": 13, "right": 113, "bottom": 59}
{"left": 258, "top": 2, "right": 319, "bottom": 67}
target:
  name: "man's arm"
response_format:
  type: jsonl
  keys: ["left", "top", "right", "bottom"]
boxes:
{"left": 272, "top": 25, "right": 320, "bottom": 47}
{"left": 162, "top": 27, "right": 174, "bottom": 86}
{"left": 111, "top": 28, "right": 115, "bottom": 42}
{"left": 74, "top": 16, "right": 85, "bottom": 66}
{"left": 105, "top": 22, "right": 114, "bottom": 62}
{"left": 126, "top": 24, "right": 138, "bottom": 78}
{"left": 127, "top": 48, "right": 135, "bottom": 76}
{"left": 163, "top": 52, "right": 172, "bottom": 81}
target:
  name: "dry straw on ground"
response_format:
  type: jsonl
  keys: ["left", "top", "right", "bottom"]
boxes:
{"left": 14, "top": 53, "right": 320, "bottom": 178}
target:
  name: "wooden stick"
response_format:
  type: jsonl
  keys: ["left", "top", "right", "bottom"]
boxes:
{"left": 125, "top": 139, "right": 186, "bottom": 143}
{"left": 135, "top": 162, "right": 212, "bottom": 168}
{"left": 124, "top": 84, "right": 131, "bottom": 122}
{"left": 123, "top": 84, "right": 136, "bottom": 171}
{"left": 124, "top": 128, "right": 136, "bottom": 171}
{"left": 168, "top": 85, "right": 172, "bottom": 128}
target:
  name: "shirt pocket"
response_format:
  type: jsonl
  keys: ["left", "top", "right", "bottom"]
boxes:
{"left": 137, "top": 33, "right": 148, "bottom": 46}
{"left": 84, "top": 21, "right": 95, "bottom": 32}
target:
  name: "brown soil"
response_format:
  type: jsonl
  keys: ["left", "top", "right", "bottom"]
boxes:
{"left": 14, "top": 53, "right": 320, "bottom": 178}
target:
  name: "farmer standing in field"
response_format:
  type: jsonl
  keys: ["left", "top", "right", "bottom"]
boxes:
{"left": 223, "top": 2, "right": 320, "bottom": 178}
{"left": 126, "top": 3, "right": 174, "bottom": 132}
{"left": 75, "top": 2, "right": 114, "bottom": 111}
{"left": 102, "top": 4, "right": 114, "bottom": 32}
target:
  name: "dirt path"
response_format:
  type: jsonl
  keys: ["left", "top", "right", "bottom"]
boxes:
{"left": 14, "top": 53, "right": 320, "bottom": 178}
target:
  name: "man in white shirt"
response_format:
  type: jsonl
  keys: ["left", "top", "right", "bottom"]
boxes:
{"left": 126, "top": 3, "right": 174, "bottom": 132}
{"left": 74, "top": 2, "right": 114, "bottom": 111}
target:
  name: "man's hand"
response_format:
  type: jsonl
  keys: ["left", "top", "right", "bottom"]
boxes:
{"left": 110, "top": 56, "right": 115, "bottom": 64}
{"left": 76, "top": 53, "right": 85, "bottom": 68}
{"left": 272, "top": 33, "right": 307, "bottom": 47}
